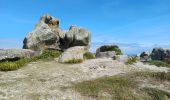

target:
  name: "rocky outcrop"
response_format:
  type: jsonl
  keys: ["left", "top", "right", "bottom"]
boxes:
{"left": 150, "top": 48, "right": 167, "bottom": 60}
{"left": 58, "top": 46, "right": 86, "bottom": 63}
{"left": 95, "top": 45, "right": 122, "bottom": 58}
{"left": 23, "top": 15, "right": 91, "bottom": 51}
{"left": 140, "top": 51, "right": 151, "bottom": 62}
{"left": 96, "top": 51, "right": 116, "bottom": 58}
{"left": 0, "top": 49, "right": 35, "bottom": 61}
{"left": 140, "top": 48, "right": 170, "bottom": 62}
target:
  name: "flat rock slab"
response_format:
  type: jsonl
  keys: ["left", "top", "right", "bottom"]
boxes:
{"left": 0, "top": 49, "right": 35, "bottom": 61}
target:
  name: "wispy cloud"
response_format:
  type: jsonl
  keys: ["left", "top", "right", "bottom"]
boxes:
{"left": 0, "top": 38, "right": 22, "bottom": 49}
{"left": 0, "top": 13, "right": 32, "bottom": 24}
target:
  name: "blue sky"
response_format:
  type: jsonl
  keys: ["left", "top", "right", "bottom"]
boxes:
{"left": 0, "top": 0, "right": 170, "bottom": 54}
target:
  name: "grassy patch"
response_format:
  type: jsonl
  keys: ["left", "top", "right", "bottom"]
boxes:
{"left": 83, "top": 52, "right": 95, "bottom": 60}
{"left": 125, "top": 56, "right": 138, "bottom": 65}
{"left": 72, "top": 76, "right": 144, "bottom": 100}
{"left": 142, "top": 87, "right": 170, "bottom": 100}
{"left": 0, "top": 50, "right": 61, "bottom": 71}
{"left": 72, "top": 71, "right": 170, "bottom": 100}
{"left": 64, "top": 59, "right": 83, "bottom": 64}
{"left": 147, "top": 60, "right": 170, "bottom": 68}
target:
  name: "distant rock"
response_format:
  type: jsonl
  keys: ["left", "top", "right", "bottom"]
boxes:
{"left": 96, "top": 51, "right": 116, "bottom": 58}
{"left": 150, "top": 48, "right": 167, "bottom": 60}
{"left": 23, "top": 15, "right": 91, "bottom": 51}
{"left": 95, "top": 45, "right": 122, "bottom": 58}
{"left": 0, "top": 49, "right": 35, "bottom": 61}
{"left": 58, "top": 46, "right": 86, "bottom": 63}
{"left": 140, "top": 51, "right": 151, "bottom": 62}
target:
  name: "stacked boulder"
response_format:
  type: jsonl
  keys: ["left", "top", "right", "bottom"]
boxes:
{"left": 22, "top": 14, "right": 91, "bottom": 63}
{"left": 23, "top": 14, "right": 91, "bottom": 51}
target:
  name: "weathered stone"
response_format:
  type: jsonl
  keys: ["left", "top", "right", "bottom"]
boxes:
{"left": 150, "top": 48, "right": 166, "bottom": 60}
{"left": 0, "top": 49, "right": 35, "bottom": 61}
{"left": 96, "top": 51, "right": 116, "bottom": 58}
{"left": 58, "top": 46, "right": 86, "bottom": 63}
{"left": 96, "top": 45, "right": 122, "bottom": 58}
{"left": 23, "top": 15, "right": 91, "bottom": 51}
{"left": 116, "top": 55, "right": 128, "bottom": 62}
{"left": 140, "top": 51, "right": 151, "bottom": 62}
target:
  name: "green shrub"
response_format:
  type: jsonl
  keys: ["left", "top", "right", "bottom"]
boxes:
{"left": 0, "top": 58, "right": 31, "bottom": 71}
{"left": 125, "top": 56, "right": 138, "bottom": 65}
{"left": 113, "top": 46, "right": 122, "bottom": 55}
{"left": 83, "top": 52, "right": 95, "bottom": 60}
{"left": 112, "top": 56, "right": 116, "bottom": 60}
{"left": 65, "top": 59, "right": 83, "bottom": 64}
{"left": 0, "top": 50, "right": 62, "bottom": 71}
{"left": 147, "top": 60, "right": 170, "bottom": 68}
{"left": 37, "top": 50, "right": 61, "bottom": 59}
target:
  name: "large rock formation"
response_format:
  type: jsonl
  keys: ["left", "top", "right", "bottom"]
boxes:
{"left": 150, "top": 48, "right": 167, "bottom": 60}
{"left": 23, "top": 15, "right": 91, "bottom": 51}
{"left": 95, "top": 45, "right": 122, "bottom": 58}
{"left": 140, "top": 48, "right": 170, "bottom": 63}
{"left": 0, "top": 49, "right": 35, "bottom": 61}
{"left": 58, "top": 46, "right": 86, "bottom": 63}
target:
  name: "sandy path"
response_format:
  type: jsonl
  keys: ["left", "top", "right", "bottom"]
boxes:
{"left": 0, "top": 58, "right": 169, "bottom": 100}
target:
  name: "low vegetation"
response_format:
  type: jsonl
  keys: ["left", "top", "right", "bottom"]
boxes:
{"left": 125, "top": 56, "right": 138, "bottom": 65}
{"left": 64, "top": 59, "right": 83, "bottom": 64}
{"left": 142, "top": 87, "right": 170, "bottom": 100}
{"left": 0, "top": 50, "right": 61, "bottom": 71}
{"left": 111, "top": 46, "right": 122, "bottom": 55}
{"left": 147, "top": 60, "right": 170, "bottom": 68}
{"left": 83, "top": 52, "right": 95, "bottom": 60}
{"left": 72, "top": 71, "right": 170, "bottom": 100}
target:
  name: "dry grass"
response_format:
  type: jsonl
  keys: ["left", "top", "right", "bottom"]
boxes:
{"left": 72, "top": 71, "right": 170, "bottom": 100}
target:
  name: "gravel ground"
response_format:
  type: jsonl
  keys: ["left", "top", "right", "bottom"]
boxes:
{"left": 0, "top": 58, "right": 169, "bottom": 100}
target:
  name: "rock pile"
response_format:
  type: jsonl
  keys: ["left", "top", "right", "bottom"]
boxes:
{"left": 140, "top": 48, "right": 170, "bottom": 62}
{"left": 23, "top": 15, "right": 91, "bottom": 51}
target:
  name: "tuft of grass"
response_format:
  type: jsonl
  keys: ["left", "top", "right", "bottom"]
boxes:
{"left": 147, "top": 60, "right": 170, "bottom": 68}
{"left": 125, "top": 56, "right": 138, "bottom": 65}
{"left": 83, "top": 52, "right": 95, "bottom": 60}
{"left": 0, "top": 58, "right": 31, "bottom": 71}
{"left": 64, "top": 59, "right": 83, "bottom": 64}
{"left": 0, "top": 50, "right": 61, "bottom": 71}
{"left": 36, "top": 50, "right": 61, "bottom": 59}
{"left": 72, "top": 76, "right": 141, "bottom": 100}
{"left": 142, "top": 87, "right": 170, "bottom": 100}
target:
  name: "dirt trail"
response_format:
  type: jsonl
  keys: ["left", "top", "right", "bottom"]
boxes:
{"left": 0, "top": 58, "right": 169, "bottom": 100}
